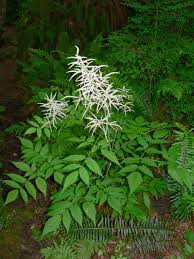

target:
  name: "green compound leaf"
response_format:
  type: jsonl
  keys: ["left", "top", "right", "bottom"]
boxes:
{"left": 25, "top": 181, "right": 37, "bottom": 200}
{"left": 101, "top": 148, "right": 120, "bottom": 166}
{"left": 62, "top": 171, "right": 79, "bottom": 192}
{"left": 107, "top": 196, "right": 121, "bottom": 213}
{"left": 62, "top": 210, "right": 72, "bottom": 233}
{"left": 85, "top": 158, "right": 102, "bottom": 177}
{"left": 5, "top": 189, "right": 19, "bottom": 205}
{"left": 127, "top": 171, "right": 143, "bottom": 194}
{"left": 20, "top": 188, "right": 28, "bottom": 203}
{"left": 64, "top": 155, "right": 86, "bottom": 162}
{"left": 79, "top": 167, "right": 90, "bottom": 186}
{"left": 12, "top": 162, "right": 31, "bottom": 172}
{"left": 70, "top": 204, "right": 83, "bottom": 226}
{"left": 83, "top": 202, "right": 96, "bottom": 225}
{"left": 42, "top": 215, "right": 61, "bottom": 238}
{"left": 35, "top": 177, "right": 47, "bottom": 196}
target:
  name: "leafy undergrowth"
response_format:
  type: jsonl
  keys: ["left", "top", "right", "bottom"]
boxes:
{"left": 1, "top": 1, "right": 194, "bottom": 258}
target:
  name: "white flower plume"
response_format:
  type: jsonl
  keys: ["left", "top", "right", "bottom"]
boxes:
{"left": 38, "top": 93, "right": 68, "bottom": 128}
{"left": 67, "top": 46, "right": 133, "bottom": 117}
{"left": 67, "top": 46, "right": 133, "bottom": 139}
{"left": 85, "top": 113, "right": 121, "bottom": 140}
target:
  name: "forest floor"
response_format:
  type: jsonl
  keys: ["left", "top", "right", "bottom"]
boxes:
{"left": 0, "top": 26, "right": 47, "bottom": 259}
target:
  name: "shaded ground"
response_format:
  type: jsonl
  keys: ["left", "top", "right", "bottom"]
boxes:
{"left": 0, "top": 26, "right": 47, "bottom": 259}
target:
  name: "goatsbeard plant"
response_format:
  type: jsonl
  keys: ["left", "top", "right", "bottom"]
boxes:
{"left": 39, "top": 46, "right": 133, "bottom": 140}
{"left": 4, "top": 46, "right": 169, "bottom": 239}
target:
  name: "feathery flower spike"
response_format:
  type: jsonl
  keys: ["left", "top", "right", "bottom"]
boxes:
{"left": 38, "top": 93, "right": 68, "bottom": 128}
{"left": 85, "top": 113, "right": 121, "bottom": 140}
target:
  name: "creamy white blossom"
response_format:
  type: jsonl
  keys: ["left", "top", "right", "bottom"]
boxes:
{"left": 67, "top": 46, "right": 133, "bottom": 139}
{"left": 67, "top": 46, "right": 133, "bottom": 117}
{"left": 38, "top": 93, "right": 68, "bottom": 128}
{"left": 85, "top": 113, "right": 121, "bottom": 140}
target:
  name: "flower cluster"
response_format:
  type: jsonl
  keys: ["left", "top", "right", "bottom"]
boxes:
{"left": 68, "top": 46, "right": 132, "bottom": 117}
{"left": 85, "top": 113, "right": 121, "bottom": 140}
{"left": 38, "top": 93, "right": 68, "bottom": 128}
{"left": 68, "top": 46, "right": 133, "bottom": 139}
{"left": 38, "top": 46, "right": 133, "bottom": 139}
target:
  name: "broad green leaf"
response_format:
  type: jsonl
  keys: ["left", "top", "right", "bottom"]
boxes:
{"left": 44, "top": 128, "right": 50, "bottom": 139}
{"left": 123, "top": 157, "right": 140, "bottom": 164}
{"left": 25, "top": 181, "right": 37, "bottom": 200}
{"left": 128, "top": 204, "right": 146, "bottom": 220}
{"left": 66, "top": 137, "right": 82, "bottom": 142}
{"left": 37, "top": 127, "right": 42, "bottom": 138}
{"left": 137, "top": 136, "right": 148, "bottom": 148}
{"left": 99, "top": 192, "right": 107, "bottom": 205}
{"left": 127, "top": 172, "right": 143, "bottom": 194}
{"left": 19, "top": 137, "right": 33, "bottom": 149}
{"left": 40, "top": 144, "right": 49, "bottom": 156}
{"left": 34, "top": 115, "right": 43, "bottom": 124}
{"left": 141, "top": 157, "right": 157, "bottom": 167}
{"left": 181, "top": 169, "right": 193, "bottom": 192}
{"left": 70, "top": 205, "right": 83, "bottom": 226}
{"left": 7, "top": 173, "right": 27, "bottom": 184}
{"left": 28, "top": 120, "right": 39, "bottom": 127}
{"left": 25, "top": 127, "right": 36, "bottom": 135}
{"left": 49, "top": 201, "right": 71, "bottom": 211}
{"left": 4, "top": 180, "right": 21, "bottom": 189}
{"left": 107, "top": 196, "right": 121, "bottom": 213}
{"left": 183, "top": 243, "right": 193, "bottom": 255}
{"left": 101, "top": 149, "right": 120, "bottom": 166}
{"left": 77, "top": 141, "right": 91, "bottom": 149}
{"left": 54, "top": 172, "right": 64, "bottom": 185}
{"left": 45, "top": 168, "right": 54, "bottom": 179}
{"left": 79, "top": 167, "right": 89, "bottom": 186}
{"left": 151, "top": 139, "right": 168, "bottom": 144}
{"left": 143, "top": 192, "right": 151, "bottom": 209}
{"left": 62, "top": 210, "right": 72, "bottom": 232}
{"left": 20, "top": 188, "right": 28, "bottom": 203}
{"left": 91, "top": 145, "right": 98, "bottom": 153}
{"left": 42, "top": 215, "right": 61, "bottom": 238}
{"left": 184, "top": 229, "right": 194, "bottom": 243}
{"left": 62, "top": 171, "right": 79, "bottom": 191}
{"left": 153, "top": 129, "right": 168, "bottom": 139}
{"left": 5, "top": 189, "right": 19, "bottom": 205}
{"left": 63, "top": 164, "right": 81, "bottom": 172}
{"left": 119, "top": 164, "right": 138, "bottom": 174}
{"left": 85, "top": 158, "right": 102, "bottom": 177}
{"left": 146, "top": 148, "right": 161, "bottom": 155}
{"left": 64, "top": 155, "right": 86, "bottom": 162}
{"left": 139, "top": 165, "right": 153, "bottom": 177}
{"left": 12, "top": 162, "right": 30, "bottom": 172}
{"left": 35, "top": 141, "right": 42, "bottom": 152}
{"left": 35, "top": 177, "right": 47, "bottom": 196}
{"left": 83, "top": 202, "right": 96, "bottom": 224}
{"left": 168, "top": 164, "right": 183, "bottom": 185}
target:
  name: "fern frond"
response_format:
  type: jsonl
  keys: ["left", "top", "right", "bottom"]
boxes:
{"left": 68, "top": 216, "right": 175, "bottom": 256}
{"left": 167, "top": 177, "right": 194, "bottom": 220}
{"left": 41, "top": 236, "right": 106, "bottom": 259}
{"left": 41, "top": 216, "right": 175, "bottom": 258}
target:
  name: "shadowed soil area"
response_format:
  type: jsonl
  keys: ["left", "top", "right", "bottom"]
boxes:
{"left": 0, "top": 27, "right": 47, "bottom": 259}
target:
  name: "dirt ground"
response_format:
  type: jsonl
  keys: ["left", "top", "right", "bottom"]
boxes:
{"left": 0, "top": 26, "right": 47, "bottom": 259}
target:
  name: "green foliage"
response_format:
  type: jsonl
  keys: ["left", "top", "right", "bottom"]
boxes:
{"left": 170, "top": 229, "right": 194, "bottom": 258}
{"left": 86, "top": 0, "right": 193, "bottom": 123}
{"left": 166, "top": 124, "right": 194, "bottom": 220}
{"left": 41, "top": 216, "right": 175, "bottom": 258}
{"left": 4, "top": 112, "right": 171, "bottom": 231}
{"left": 41, "top": 236, "right": 105, "bottom": 259}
